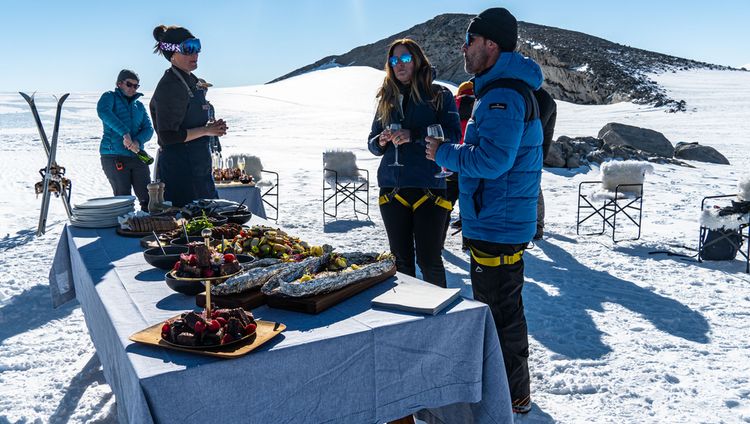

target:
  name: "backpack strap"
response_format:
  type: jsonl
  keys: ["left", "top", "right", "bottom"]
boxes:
{"left": 475, "top": 78, "right": 539, "bottom": 122}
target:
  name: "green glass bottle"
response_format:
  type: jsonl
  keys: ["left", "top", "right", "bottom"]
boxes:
{"left": 135, "top": 149, "right": 154, "bottom": 165}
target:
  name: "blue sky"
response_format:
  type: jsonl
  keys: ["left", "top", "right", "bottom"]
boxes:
{"left": 2, "top": 0, "right": 748, "bottom": 92}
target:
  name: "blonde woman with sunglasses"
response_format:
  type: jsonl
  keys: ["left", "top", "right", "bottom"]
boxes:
{"left": 367, "top": 38, "right": 461, "bottom": 287}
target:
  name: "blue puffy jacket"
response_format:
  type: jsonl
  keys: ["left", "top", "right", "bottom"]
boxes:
{"left": 97, "top": 88, "right": 154, "bottom": 157}
{"left": 436, "top": 52, "right": 544, "bottom": 244}
{"left": 368, "top": 85, "right": 461, "bottom": 189}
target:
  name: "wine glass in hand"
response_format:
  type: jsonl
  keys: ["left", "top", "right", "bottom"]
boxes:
{"left": 427, "top": 124, "right": 453, "bottom": 178}
{"left": 388, "top": 123, "right": 404, "bottom": 167}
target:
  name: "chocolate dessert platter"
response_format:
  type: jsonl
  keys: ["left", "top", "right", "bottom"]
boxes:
{"left": 130, "top": 228, "right": 286, "bottom": 358}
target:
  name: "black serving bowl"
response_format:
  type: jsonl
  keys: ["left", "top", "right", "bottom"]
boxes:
{"left": 165, "top": 272, "right": 205, "bottom": 295}
{"left": 235, "top": 254, "right": 256, "bottom": 265}
{"left": 164, "top": 255, "right": 253, "bottom": 295}
{"left": 143, "top": 246, "right": 189, "bottom": 270}
{"left": 219, "top": 210, "right": 253, "bottom": 225}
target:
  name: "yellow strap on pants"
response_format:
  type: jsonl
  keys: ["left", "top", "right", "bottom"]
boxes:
{"left": 469, "top": 245, "right": 524, "bottom": 266}
{"left": 379, "top": 191, "right": 452, "bottom": 212}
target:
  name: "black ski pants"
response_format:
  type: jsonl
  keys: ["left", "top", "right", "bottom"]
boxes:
{"left": 466, "top": 237, "right": 530, "bottom": 403}
{"left": 101, "top": 155, "right": 150, "bottom": 211}
{"left": 379, "top": 187, "right": 448, "bottom": 287}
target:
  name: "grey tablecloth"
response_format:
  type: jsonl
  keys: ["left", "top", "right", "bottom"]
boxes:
{"left": 216, "top": 184, "right": 267, "bottom": 219}
{"left": 49, "top": 220, "right": 512, "bottom": 423}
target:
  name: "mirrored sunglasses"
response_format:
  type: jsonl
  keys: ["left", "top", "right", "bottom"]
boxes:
{"left": 389, "top": 53, "right": 413, "bottom": 67}
{"left": 465, "top": 33, "right": 479, "bottom": 47}
{"left": 159, "top": 38, "right": 202, "bottom": 55}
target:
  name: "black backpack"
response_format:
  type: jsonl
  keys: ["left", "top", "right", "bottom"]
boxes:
{"left": 701, "top": 228, "right": 743, "bottom": 260}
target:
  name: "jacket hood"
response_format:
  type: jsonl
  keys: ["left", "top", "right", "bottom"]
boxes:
{"left": 474, "top": 52, "right": 543, "bottom": 93}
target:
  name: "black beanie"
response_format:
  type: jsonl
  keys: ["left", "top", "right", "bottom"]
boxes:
{"left": 117, "top": 69, "right": 139, "bottom": 82}
{"left": 153, "top": 25, "right": 195, "bottom": 61}
{"left": 467, "top": 8, "right": 518, "bottom": 52}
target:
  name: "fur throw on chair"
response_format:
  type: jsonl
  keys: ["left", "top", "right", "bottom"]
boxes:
{"left": 600, "top": 160, "right": 653, "bottom": 195}
{"left": 323, "top": 150, "right": 361, "bottom": 180}
{"left": 738, "top": 174, "right": 750, "bottom": 201}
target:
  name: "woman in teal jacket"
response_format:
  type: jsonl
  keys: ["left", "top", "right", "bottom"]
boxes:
{"left": 97, "top": 69, "right": 154, "bottom": 211}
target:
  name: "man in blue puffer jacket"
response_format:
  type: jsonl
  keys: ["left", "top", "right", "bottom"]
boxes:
{"left": 97, "top": 69, "right": 154, "bottom": 211}
{"left": 426, "top": 8, "right": 543, "bottom": 415}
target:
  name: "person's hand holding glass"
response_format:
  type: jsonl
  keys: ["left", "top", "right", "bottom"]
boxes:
{"left": 425, "top": 124, "right": 453, "bottom": 178}
{"left": 382, "top": 123, "right": 410, "bottom": 167}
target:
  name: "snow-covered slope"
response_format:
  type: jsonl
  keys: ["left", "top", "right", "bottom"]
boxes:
{"left": 1, "top": 66, "right": 749, "bottom": 423}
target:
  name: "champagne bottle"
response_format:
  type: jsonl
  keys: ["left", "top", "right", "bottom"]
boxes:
{"left": 135, "top": 149, "right": 154, "bottom": 165}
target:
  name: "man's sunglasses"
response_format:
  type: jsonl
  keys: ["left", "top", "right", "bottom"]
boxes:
{"left": 465, "top": 33, "right": 480, "bottom": 48}
{"left": 389, "top": 53, "right": 413, "bottom": 67}
{"left": 159, "top": 38, "right": 202, "bottom": 55}
{"left": 124, "top": 81, "right": 140, "bottom": 89}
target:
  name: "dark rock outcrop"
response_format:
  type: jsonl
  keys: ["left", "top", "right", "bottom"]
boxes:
{"left": 598, "top": 123, "right": 675, "bottom": 158}
{"left": 674, "top": 142, "right": 730, "bottom": 164}
{"left": 548, "top": 135, "right": 689, "bottom": 168}
{"left": 273, "top": 14, "right": 734, "bottom": 109}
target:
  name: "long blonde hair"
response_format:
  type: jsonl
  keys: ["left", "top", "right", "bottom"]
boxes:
{"left": 375, "top": 39, "right": 443, "bottom": 125}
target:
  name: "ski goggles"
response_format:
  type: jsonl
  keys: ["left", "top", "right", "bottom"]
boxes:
{"left": 389, "top": 53, "right": 413, "bottom": 67}
{"left": 159, "top": 38, "right": 202, "bottom": 55}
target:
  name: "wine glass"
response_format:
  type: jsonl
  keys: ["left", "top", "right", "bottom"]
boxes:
{"left": 237, "top": 157, "right": 246, "bottom": 175}
{"left": 388, "top": 123, "right": 404, "bottom": 167}
{"left": 225, "top": 157, "right": 234, "bottom": 171}
{"left": 427, "top": 124, "right": 453, "bottom": 178}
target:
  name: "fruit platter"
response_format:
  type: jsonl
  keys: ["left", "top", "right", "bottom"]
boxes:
{"left": 217, "top": 224, "right": 324, "bottom": 260}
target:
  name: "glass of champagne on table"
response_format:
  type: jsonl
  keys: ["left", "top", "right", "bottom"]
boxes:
{"left": 427, "top": 124, "right": 453, "bottom": 178}
{"left": 237, "top": 157, "right": 246, "bottom": 175}
{"left": 388, "top": 123, "right": 404, "bottom": 167}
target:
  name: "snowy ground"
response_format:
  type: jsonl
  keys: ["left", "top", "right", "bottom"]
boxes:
{"left": 1, "top": 67, "right": 749, "bottom": 423}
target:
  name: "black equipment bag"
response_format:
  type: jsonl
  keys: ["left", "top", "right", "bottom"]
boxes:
{"left": 701, "top": 228, "right": 743, "bottom": 260}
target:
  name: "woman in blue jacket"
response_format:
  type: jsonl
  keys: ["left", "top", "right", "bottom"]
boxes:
{"left": 367, "top": 39, "right": 461, "bottom": 287}
{"left": 97, "top": 69, "right": 154, "bottom": 211}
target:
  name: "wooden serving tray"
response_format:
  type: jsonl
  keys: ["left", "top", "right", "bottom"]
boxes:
{"left": 265, "top": 266, "right": 396, "bottom": 314}
{"left": 196, "top": 288, "right": 266, "bottom": 310}
{"left": 129, "top": 318, "right": 285, "bottom": 359}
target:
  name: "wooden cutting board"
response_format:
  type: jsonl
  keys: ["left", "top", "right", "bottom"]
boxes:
{"left": 265, "top": 266, "right": 396, "bottom": 314}
{"left": 195, "top": 288, "right": 266, "bottom": 310}
{"left": 129, "top": 318, "right": 284, "bottom": 359}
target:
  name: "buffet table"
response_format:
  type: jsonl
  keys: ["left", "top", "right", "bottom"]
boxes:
{"left": 49, "top": 218, "right": 512, "bottom": 424}
{"left": 215, "top": 183, "right": 266, "bottom": 219}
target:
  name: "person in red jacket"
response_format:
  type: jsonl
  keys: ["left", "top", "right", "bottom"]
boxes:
{"left": 441, "top": 81, "right": 475, "bottom": 246}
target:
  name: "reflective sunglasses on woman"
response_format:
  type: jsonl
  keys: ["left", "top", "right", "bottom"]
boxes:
{"left": 124, "top": 81, "right": 140, "bottom": 89}
{"left": 389, "top": 53, "right": 413, "bottom": 67}
{"left": 159, "top": 38, "right": 202, "bottom": 55}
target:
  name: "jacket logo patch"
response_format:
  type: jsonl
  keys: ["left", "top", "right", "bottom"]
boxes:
{"left": 489, "top": 103, "right": 507, "bottom": 110}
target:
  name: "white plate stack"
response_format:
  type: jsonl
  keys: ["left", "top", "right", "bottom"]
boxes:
{"left": 69, "top": 196, "right": 136, "bottom": 228}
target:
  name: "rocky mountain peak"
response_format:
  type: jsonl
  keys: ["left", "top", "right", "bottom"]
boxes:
{"left": 273, "top": 13, "right": 734, "bottom": 110}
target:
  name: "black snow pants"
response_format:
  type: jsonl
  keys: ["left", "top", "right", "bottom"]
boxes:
{"left": 466, "top": 237, "right": 531, "bottom": 404}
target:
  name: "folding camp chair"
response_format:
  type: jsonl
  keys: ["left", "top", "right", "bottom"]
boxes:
{"left": 228, "top": 155, "right": 279, "bottom": 221}
{"left": 697, "top": 194, "right": 750, "bottom": 273}
{"left": 323, "top": 150, "right": 369, "bottom": 220}
{"left": 576, "top": 161, "right": 651, "bottom": 243}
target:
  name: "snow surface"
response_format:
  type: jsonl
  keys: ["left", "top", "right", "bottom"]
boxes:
{"left": 1, "top": 66, "right": 750, "bottom": 423}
